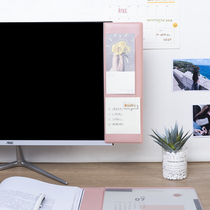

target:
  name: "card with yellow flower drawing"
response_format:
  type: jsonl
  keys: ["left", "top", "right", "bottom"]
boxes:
{"left": 106, "top": 33, "right": 135, "bottom": 94}
{"left": 106, "top": 33, "right": 135, "bottom": 72}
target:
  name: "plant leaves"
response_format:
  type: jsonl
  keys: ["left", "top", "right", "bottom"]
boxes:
{"left": 150, "top": 123, "right": 192, "bottom": 152}
{"left": 153, "top": 140, "right": 174, "bottom": 152}
{"left": 150, "top": 130, "right": 174, "bottom": 152}
{"left": 151, "top": 129, "right": 166, "bottom": 142}
{"left": 174, "top": 132, "right": 192, "bottom": 152}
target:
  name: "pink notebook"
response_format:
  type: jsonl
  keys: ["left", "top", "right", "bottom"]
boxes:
{"left": 103, "top": 22, "right": 143, "bottom": 143}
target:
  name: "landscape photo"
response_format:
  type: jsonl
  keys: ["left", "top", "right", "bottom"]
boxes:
{"left": 173, "top": 58, "right": 210, "bottom": 91}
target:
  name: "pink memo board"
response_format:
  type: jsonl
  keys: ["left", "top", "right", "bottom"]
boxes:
{"left": 103, "top": 22, "right": 143, "bottom": 143}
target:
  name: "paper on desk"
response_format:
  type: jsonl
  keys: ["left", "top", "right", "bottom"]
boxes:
{"left": 0, "top": 176, "right": 83, "bottom": 210}
{"left": 103, "top": 188, "right": 202, "bottom": 210}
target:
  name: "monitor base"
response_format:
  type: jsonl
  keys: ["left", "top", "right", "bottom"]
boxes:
{"left": 0, "top": 146, "right": 68, "bottom": 185}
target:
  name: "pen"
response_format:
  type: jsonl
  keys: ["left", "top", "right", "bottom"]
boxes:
{"left": 33, "top": 192, "right": 45, "bottom": 210}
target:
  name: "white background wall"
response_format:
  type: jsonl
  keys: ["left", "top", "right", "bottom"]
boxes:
{"left": 0, "top": 0, "right": 210, "bottom": 163}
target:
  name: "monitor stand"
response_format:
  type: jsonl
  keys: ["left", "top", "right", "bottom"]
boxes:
{"left": 0, "top": 146, "right": 68, "bottom": 185}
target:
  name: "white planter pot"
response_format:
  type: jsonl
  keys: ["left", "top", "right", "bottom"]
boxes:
{"left": 162, "top": 146, "right": 187, "bottom": 180}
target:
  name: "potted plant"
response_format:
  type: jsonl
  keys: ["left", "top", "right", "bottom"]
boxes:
{"left": 150, "top": 122, "right": 192, "bottom": 180}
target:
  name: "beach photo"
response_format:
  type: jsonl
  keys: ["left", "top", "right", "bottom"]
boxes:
{"left": 193, "top": 104, "right": 210, "bottom": 137}
{"left": 173, "top": 58, "right": 210, "bottom": 91}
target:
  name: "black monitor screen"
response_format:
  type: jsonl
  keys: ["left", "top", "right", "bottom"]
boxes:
{"left": 0, "top": 22, "right": 104, "bottom": 141}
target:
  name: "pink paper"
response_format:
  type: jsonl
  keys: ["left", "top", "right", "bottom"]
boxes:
{"left": 80, "top": 188, "right": 104, "bottom": 210}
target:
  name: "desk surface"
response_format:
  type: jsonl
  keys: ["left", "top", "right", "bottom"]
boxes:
{"left": 0, "top": 162, "right": 209, "bottom": 209}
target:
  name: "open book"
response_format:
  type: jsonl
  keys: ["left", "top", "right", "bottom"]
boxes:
{"left": 0, "top": 176, "right": 84, "bottom": 210}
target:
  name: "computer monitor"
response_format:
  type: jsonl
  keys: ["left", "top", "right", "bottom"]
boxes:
{"left": 0, "top": 22, "right": 108, "bottom": 146}
{"left": 0, "top": 22, "right": 110, "bottom": 184}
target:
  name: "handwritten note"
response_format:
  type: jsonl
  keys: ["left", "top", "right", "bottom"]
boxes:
{"left": 105, "top": 0, "right": 179, "bottom": 49}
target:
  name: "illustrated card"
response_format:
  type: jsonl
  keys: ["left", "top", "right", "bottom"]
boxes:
{"left": 106, "top": 33, "right": 135, "bottom": 94}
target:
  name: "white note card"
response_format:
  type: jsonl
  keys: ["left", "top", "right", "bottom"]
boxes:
{"left": 105, "top": 97, "right": 141, "bottom": 134}
{"left": 106, "top": 33, "right": 136, "bottom": 94}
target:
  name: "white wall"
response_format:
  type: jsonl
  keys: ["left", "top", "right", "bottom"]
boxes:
{"left": 0, "top": 0, "right": 210, "bottom": 163}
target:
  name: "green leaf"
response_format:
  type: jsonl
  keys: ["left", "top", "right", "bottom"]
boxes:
{"left": 174, "top": 132, "right": 192, "bottom": 152}
{"left": 177, "top": 126, "right": 184, "bottom": 142}
{"left": 171, "top": 122, "right": 178, "bottom": 144}
{"left": 150, "top": 134, "right": 168, "bottom": 147}
{"left": 151, "top": 129, "right": 166, "bottom": 142}
{"left": 153, "top": 140, "right": 174, "bottom": 152}
{"left": 150, "top": 135, "right": 175, "bottom": 152}
{"left": 167, "top": 132, "right": 173, "bottom": 145}
{"left": 180, "top": 130, "right": 190, "bottom": 142}
{"left": 164, "top": 127, "right": 170, "bottom": 142}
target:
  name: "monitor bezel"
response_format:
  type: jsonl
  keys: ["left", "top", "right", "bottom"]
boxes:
{"left": 0, "top": 140, "right": 112, "bottom": 146}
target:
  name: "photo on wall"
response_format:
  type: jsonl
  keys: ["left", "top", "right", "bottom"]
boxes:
{"left": 172, "top": 58, "right": 210, "bottom": 91}
{"left": 193, "top": 104, "right": 210, "bottom": 137}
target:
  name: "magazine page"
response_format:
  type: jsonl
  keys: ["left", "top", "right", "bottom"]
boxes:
{"left": 0, "top": 176, "right": 83, "bottom": 210}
